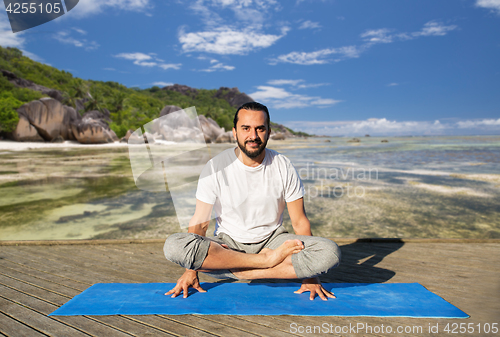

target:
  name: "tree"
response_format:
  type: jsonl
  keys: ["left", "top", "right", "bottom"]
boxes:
{"left": 0, "top": 92, "right": 21, "bottom": 133}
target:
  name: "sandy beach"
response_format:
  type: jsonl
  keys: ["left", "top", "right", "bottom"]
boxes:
{"left": 0, "top": 140, "right": 129, "bottom": 152}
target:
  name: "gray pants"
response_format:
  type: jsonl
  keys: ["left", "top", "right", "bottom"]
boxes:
{"left": 163, "top": 226, "right": 341, "bottom": 279}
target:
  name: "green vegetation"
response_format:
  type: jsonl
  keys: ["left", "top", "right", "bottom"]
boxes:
{"left": 0, "top": 46, "right": 308, "bottom": 138}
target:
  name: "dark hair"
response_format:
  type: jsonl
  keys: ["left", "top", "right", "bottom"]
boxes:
{"left": 233, "top": 102, "right": 270, "bottom": 129}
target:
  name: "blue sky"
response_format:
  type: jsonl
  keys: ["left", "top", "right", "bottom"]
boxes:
{"left": 1, "top": 0, "right": 499, "bottom": 136}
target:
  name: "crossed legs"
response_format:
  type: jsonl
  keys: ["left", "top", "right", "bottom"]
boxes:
{"left": 164, "top": 227, "right": 341, "bottom": 281}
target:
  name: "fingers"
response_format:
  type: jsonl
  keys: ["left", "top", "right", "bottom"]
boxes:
{"left": 295, "top": 285, "right": 337, "bottom": 300}
{"left": 165, "top": 286, "right": 182, "bottom": 298}
{"left": 193, "top": 284, "right": 207, "bottom": 293}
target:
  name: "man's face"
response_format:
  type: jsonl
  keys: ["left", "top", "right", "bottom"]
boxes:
{"left": 232, "top": 109, "right": 270, "bottom": 159}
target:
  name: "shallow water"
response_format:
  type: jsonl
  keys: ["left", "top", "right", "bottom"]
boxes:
{"left": 0, "top": 136, "right": 499, "bottom": 240}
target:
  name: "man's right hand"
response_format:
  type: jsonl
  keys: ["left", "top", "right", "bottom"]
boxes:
{"left": 165, "top": 269, "right": 206, "bottom": 298}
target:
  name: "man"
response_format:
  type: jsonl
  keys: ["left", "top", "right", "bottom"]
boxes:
{"left": 164, "top": 102, "right": 340, "bottom": 300}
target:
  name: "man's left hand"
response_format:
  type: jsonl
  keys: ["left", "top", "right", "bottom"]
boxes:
{"left": 294, "top": 277, "right": 336, "bottom": 301}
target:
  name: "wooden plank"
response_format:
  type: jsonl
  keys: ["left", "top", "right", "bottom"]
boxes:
{"left": 16, "top": 246, "right": 161, "bottom": 283}
{"left": 0, "top": 248, "right": 121, "bottom": 284}
{"left": 124, "top": 315, "right": 219, "bottom": 337}
{"left": 0, "top": 278, "right": 140, "bottom": 337}
{"left": 0, "top": 259, "right": 88, "bottom": 291}
{"left": 95, "top": 316, "right": 176, "bottom": 337}
{"left": 0, "top": 311, "right": 47, "bottom": 337}
{"left": 160, "top": 315, "right": 260, "bottom": 337}
{"left": 0, "top": 296, "right": 88, "bottom": 337}
{"left": 2, "top": 246, "right": 147, "bottom": 283}
{"left": 189, "top": 315, "right": 299, "bottom": 337}
{"left": 46, "top": 245, "right": 174, "bottom": 281}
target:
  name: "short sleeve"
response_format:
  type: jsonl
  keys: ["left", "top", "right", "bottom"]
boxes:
{"left": 195, "top": 160, "right": 217, "bottom": 205}
{"left": 284, "top": 160, "right": 305, "bottom": 202}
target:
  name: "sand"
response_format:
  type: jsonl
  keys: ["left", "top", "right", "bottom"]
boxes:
{"left": 0, "top": 140, "right": 128, "bottom": 152}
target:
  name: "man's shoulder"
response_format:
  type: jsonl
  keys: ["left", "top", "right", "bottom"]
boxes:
{"left": 266, "top": 148, "right": 293, "bottom": 166}
{"left": 206, "top": 147, "right": 236, "bottom": 168}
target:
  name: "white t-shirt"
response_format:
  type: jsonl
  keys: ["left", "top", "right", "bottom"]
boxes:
{"left": 196, "top": 147, "right": 305, "bottom": 243}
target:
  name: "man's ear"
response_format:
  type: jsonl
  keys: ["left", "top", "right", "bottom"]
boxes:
{"left": 232, "top": 127, "right": 237, "bottom": 141}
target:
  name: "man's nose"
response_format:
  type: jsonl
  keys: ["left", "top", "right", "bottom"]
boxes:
{"left": 250, "top": 128, "right": 259, "bottom": 139}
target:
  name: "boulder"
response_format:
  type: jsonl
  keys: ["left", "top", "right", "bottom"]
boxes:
{"left": 120, "top": 129, "right": 135, "bottom": 143}
{"left": 162, "top": 84, "right": 198, "bottom": 97}
{"left": 10, "top": 115, "right": 44, "bottom": 142}
{"left": 127, "top": 132, "right": 144, "bottom": 144}
{"left": 143, "top": 132, "right": 156, "bottom": 144}
{"left": 1, "top": 69, "right": 64, "bottom": 102}
{"left": 381, "top": 139, "right": 389, "bottom": 143}
{"left": 51, "top": 135, "right": 64, "bottom": 143}
{"left": 198, "top": 115, "right": 224, "bottom": 142}
{"left": 215, "top": 131, "right": 235, "bottom": 143}
{"left": 215, "top": 87, "right": 254, "bottom": 108}
{"left": 83, "top": 109, "right": 111, "bottom": 122}
{"left": 270, "top": 132, "right": 286, "bottom": 140}
{"left": 17, "top": 98, "right": 75, "bottom": 141}
{"left": 71, "top": 117, "right": 116, "bottom": 144}
{"left": 159, "top": 105, "right": 183, "bottom": 117}
{"left": 347, "top": 138, "right": 360, "bottom": 143}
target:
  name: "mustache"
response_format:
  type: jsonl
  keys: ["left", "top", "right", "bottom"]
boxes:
{"left": 245, "top": 138, "right": 262, "bottom": 145}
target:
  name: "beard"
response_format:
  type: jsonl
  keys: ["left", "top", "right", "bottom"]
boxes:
{"left": 236, "top": 134, "right": 268, "bottom": 159}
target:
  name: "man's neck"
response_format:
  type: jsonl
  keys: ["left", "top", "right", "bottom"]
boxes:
{"left": 234, "top": 147, "right": 266, "bottom": 167}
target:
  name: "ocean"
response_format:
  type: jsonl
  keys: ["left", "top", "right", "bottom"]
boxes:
{"left": 0, "top": 136, "right": 499, "bottom": 240}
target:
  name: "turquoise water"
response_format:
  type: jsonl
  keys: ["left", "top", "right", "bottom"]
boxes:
{"left": 0, "top": 136, "right": 499, "bottom": 240}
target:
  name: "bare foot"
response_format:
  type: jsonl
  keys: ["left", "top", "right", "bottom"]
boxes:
{"left": 259, "top": 240, "right": 304, "bottom": 268}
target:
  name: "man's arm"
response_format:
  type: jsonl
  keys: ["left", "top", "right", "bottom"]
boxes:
{"left": 165, "top": 199, "right": 213, "bottom": 298}
{"left": 287, "top": 197, "right": 336, "bottom": 300}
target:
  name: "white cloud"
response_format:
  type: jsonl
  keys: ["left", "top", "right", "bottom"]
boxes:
{"left": 179, "top": 26, "right": 288, "bottom": 55}
{"left": 114, "top": 52, "right": 181, "bottom": 70}
{"left": 249, "top": 85, "right": 341, "bottom": 109}
{"left": 299, "top": 20, "right": 321, "bottom": 30}
{"left": 457, "top": 118, "right": 500, "bottom": 128}
{"left": 199, "top": 61, "right": 235, "bottom": 72}
{"left": 192, "top": 0, "right": 280, "bottom": 27}
{"left": 268, "top": 79, "right": 304, "bottom": 86}
{"left": 272, "top": 21, "right": 457, "bottom": 65}
{"left": 72, "top": 27, "right": 87, "bottom": 35}
{"left": 413, "top": 21, "right": 457, "bottom": 37}
{"left": 361, "top": 28, "right": 394, "bottom": 43}
{"left": 53, "top": 31, "right": 99, "bottom": 50}
{"left": 153, "top": 81, "right": 173, "bottom": 87}
{"left": 20, "top": 50, "right": 45, "bottom": 63}
{"left": 269, "top": 46, "right": 360, "bottom": 65}
{"left": 387, "top": 83, "right": 399, "bottom": 87}
{"left": 362, "top": 21, "right": 457, "bottom": 45}
{"left": 0, "top": 13, "right": 25, "bottom": 48}
{"left": 69, "top": 0, "right": 153, "bottom": 17}
{"left": 267, "top": 79, "right": 329, "bottom": 89}
{"left": 159, "top": 63, "right": 182, "bottom": 70}
{"left": 115, "top": 52, "right": 152, "bottom": 62}
{"left": 181, "top": 0, "right": 286, "bottom": 55}
{"left": 476, "top": 0, "right": 500, "bottom": 13}
{"left": 283, "top": 118, "right": 500, "bottom": 136}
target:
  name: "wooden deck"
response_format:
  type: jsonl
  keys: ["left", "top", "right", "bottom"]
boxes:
{"left": 0, "top": 239, "right": 498, "bottom": 337}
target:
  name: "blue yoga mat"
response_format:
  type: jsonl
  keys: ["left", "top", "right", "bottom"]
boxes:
{"left": 49, "top": 282, "right": 468, "bottom": 318}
